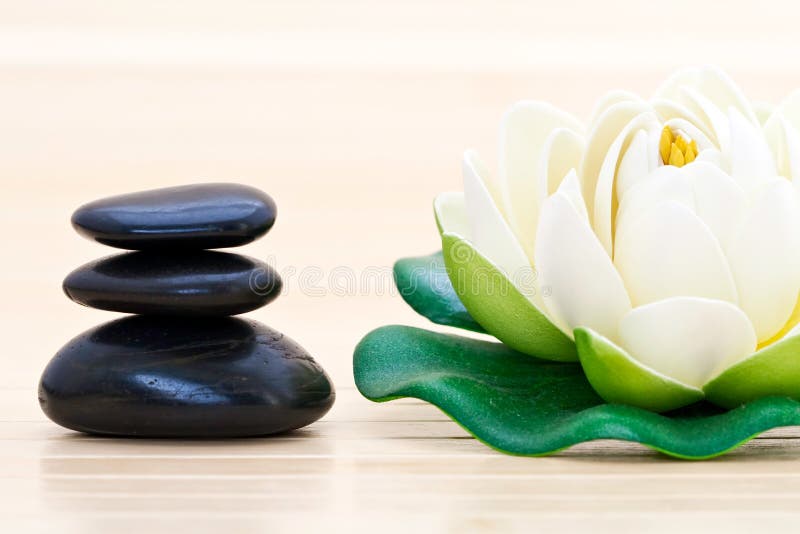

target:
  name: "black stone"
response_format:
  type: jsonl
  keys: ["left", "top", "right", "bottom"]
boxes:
{"left": 63, "top": 251, "right": 282, "bottom": 316}
{"left": 38, "top": 316, "right": 335, "bottom": 437}
{"left": 71, "top": 183, "right": 276, "bottom": 250}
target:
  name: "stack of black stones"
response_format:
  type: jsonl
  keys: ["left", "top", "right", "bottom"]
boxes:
{"left": 38, "top": 184, "right": 335, "bottom": 437}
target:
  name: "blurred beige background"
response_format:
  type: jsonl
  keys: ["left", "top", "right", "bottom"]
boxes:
{"left": 4, "top": 2, "right": 800, "bottom": 531}
{"left": 4, "top": 0, "right": 800, "bottom": 391}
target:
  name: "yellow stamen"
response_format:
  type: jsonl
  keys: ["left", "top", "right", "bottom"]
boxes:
{"left": 659, "top": 126, "right": 673, "bottom": 164}
{"left": 684, "top": 143, "right": 696, "bottom": 164}
{"left": 669, "top": 142, "right": 685, "bottom": 167}
{"left": 659, "top": 127, "right": 696, "bottom": 168}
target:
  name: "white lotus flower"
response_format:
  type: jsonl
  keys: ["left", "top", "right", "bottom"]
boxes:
{"left": 435, "top": 66, "right": 800, "bottom": 412}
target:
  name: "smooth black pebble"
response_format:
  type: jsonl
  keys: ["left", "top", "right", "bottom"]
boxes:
{"left": 63, "top": 251, "right": 282, "bottom": 316}
{"left": 71, "top": 183, "right": 276, "bottom": 250}
{"left": 38, "top": 316, "right": 335, "bottom": 437}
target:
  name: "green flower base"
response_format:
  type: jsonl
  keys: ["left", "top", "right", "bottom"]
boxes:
{"left": 353, "top": 252, "right": 800, "bottom": 459}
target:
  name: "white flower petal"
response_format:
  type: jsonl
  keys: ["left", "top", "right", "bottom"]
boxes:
{"left": 683, "top": 162, "right": 748, "bottom": 250}
{"left": 764, "top": 113, "right": 800, "bottom": 182}
{"left": 535, "top": 192, "right": 631, "bottom": 341}
{"left": 433, "top": 192, "right": 469, "bottom": 237}
{"left": 593, "top": 112, "right": 660, "bottom": 255}
{"left": 462, "top": 150, "right": 535, "bottom": 301}
{"left": 654, "top": 66, "right": 759, "bottom": 127}
{"left": 656, "top": 92, "right": 711, "bottom": 131}
{"left": 619, "top": 297, "right": 757, "bottom": 388}
{"left": 682, "top": 87, "right": 732, "bottom": 152}
{"left": 652, "top": 98, "right": 717, "bottom": 144}
{"left": 763, "top": 298, "right": 800, "bottom": 345}
{"left": 778, "top": 89, "right": 800, "bottom": 133}
{"left": 786, "top": 122, "right": 800, "bottom": 183}
{"left": 498, "top": 101, "right": 584, "bottom": 261}
{"left": 729, "top": 107, "right": 777, "bottom": 189}
{"left": 774, "top": 92, "right": 800, "bottom": 193}
{"left": 614, "top": 166, "right": 695, "bottom": 248}
{"left": 727, "top": 178, "right": 800, "bottom": 342}
{"left": 538, "top": 127, "right": 584, "bottom": 203}
{"left": 614, "top": 200, "right": 738, "bottom": 307}
{"left": 581, "top": 100, "right": 653, "bottom": 220}
{"left": 646, "top": 128, "right": 662, "bottom": 169}
{"left": 616, "top": 130, "right": 650, "bottom": 200}
{"left": 663, "top": 117, "right": 715, "bottom": 153}
{"left": 556, "top": 169, "right": 588, "bottom": 222}
{"left": 588, "top": 90, "right": 645, "bottom": 129}
{"left": 754, "top": 101, "right": 775, "bottom": 125}
{"left": 695, "top": 147, "right": 728, "bottom": 171}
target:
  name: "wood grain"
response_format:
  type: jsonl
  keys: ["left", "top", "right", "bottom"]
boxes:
{"left": 4, "top": 388, "right": 800, "bottom": 533}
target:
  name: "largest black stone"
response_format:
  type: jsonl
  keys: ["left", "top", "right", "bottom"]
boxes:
{"left": 71, "top": 183, "right": 276, "bottom": 250}
{"left": 38, "top": 317, "right": 335, "bottom": 437}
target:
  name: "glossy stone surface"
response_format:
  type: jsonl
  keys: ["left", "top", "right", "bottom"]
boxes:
{"left": 39, "top": 317, "right": 335, "bottom": 437}
{"left": 71, "top": 183, "right": 276, "bottom": 250}
{"left": 63, "top": 251, "right": 281, "bottom": 316}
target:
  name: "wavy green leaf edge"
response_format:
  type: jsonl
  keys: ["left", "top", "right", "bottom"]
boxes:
{"left": 354, "top": 325, "right": 800, "bottom": 459}
{"left": 394, "top": 251, "right": 485, "bottom": 333}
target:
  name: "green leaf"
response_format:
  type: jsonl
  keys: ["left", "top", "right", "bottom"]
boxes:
{"left": 354, "top": 325, "right": 800, "bottom": 459}
{"left": 705, "top": 334, "right": 800, "bottom": 409}
{"left": 575, "top": 328, "right": 704, "bottom": 413}
{"left": 440, "top": 234, "right": 577, "bottom": 361}
{"left": 394, "top": 251, "right": 485, "bottom": 333}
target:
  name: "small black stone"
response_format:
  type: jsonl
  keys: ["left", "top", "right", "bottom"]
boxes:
{"left": 71, "top": 183, "right": 277, "bottom": 250}
{"left": 63, "top": 251, "right": 282, "bottom": 316}
{"left": 38, "top": 316, "right": 335, "bottom": 437}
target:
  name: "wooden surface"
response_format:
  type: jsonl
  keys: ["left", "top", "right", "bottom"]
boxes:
{"left": 4, "top": 1, "right": 800, "bottom": 531}
{"left": 4, "top": 388, "right": 800, "bottom": 532}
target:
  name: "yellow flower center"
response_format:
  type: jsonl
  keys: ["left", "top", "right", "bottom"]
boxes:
{"left": 659, "top": 126, "right": 697, "bottom": 168}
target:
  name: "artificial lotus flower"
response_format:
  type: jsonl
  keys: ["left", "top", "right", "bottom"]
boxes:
{"left": 435, "top": 66, "right": 800, "bottom": 412}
